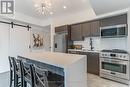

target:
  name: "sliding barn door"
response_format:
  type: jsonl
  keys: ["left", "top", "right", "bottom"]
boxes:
{"left": 9, "top": 26, "right": 30, "bottom": 57}
{"left": 0, "top": 23, "right": 10, "bottom": 73}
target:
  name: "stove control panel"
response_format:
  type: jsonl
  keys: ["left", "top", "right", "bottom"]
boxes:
{"left": 100, "top": 52, "right": 129, "bottom": 60}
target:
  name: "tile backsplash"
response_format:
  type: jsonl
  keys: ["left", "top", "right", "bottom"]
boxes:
{"left": 100, "top": 37, "right": 127, "bottom": 50}
{"left": 73, "top": 37, "right": 127, "bottom": 51}
{"left": 74, "top": 37, "right": 100, "bottom": 51}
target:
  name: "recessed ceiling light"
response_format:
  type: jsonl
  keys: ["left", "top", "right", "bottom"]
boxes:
{"left": 42, "top": 11, "right": 45, "bottom": 15}
{"left": 63, "top": 6, "right": 67, "bottom": 9}
{"left": 34, "top": 4, "right": 38, "bottom": 7}
{"left": 48, "top": 3, "right": 52, "bottom": 6}
{"left": 50, "top": 12, "right": 53, "bottom": 15}
{"left": 82, "top": 0, "right": 86, "bottom": 2}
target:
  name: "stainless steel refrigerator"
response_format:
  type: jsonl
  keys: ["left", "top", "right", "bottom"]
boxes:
{"left": 54, "top": 34, "right": 67, "bottom": 53}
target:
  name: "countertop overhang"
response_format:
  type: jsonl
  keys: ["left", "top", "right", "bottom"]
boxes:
{"left": 22, "top": 52, "right": 86, "bottom": 68}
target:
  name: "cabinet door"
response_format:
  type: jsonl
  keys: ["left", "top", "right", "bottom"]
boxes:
{"left": 91, "top": 21, "right": 100, "bottom": 37}
{"left": 10, "top": 26, "right": 30, "bottom": 57}
{"left": 100, "top": 14, "right": 127, "bottom": 27}
{"left": 82, "top": 22, "right": 91, "bottom": 37}
{"left": 55, "top": 25, "right": 68, "bottom": 33}
{"left": 71, "top": 24, "right": 82, "bottom": 41}
{"left": 0, "top": 24, "right": 10, "bottom": 73}
{"left": 86, "top": 52, "right": 100, "bottom": 75}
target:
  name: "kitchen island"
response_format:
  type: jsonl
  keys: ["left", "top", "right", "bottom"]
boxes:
{"left": 19, "top": 52, "right": 87, "bottom": 87}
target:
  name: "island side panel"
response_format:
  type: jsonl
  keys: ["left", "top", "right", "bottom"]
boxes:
{"left": 64, "top": 56, "right": 87, "bottom": 87}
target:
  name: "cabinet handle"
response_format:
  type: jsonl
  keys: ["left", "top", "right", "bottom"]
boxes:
{"left": 82, "top": 36, "right": 84, "bottom": 40}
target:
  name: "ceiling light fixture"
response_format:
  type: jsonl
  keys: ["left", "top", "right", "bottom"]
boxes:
{"left": 33, "top": 0, "right": 68, "bottom": 15}
{"left": 63, "top": 6, "right": 67, "bottom": 9}
{"left": 33, "top": 0, "right": 52, "bottom": 15}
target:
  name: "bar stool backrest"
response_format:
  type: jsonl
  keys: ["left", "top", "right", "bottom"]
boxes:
{"left": 32, "top": 65, "right": 49, "bottom": 87}
{"left": 8, "top": 57, "right": 14, "bottom": 71}
{"left": 8, "top": 57, "right": 21, "bottom": 87}
{"left": 22, "top": 62, "right": 34, "bottom": 86}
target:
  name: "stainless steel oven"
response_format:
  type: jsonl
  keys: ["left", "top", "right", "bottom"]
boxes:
{"left": 100, "top": 49, "right": 130, "bottom": 84}
{"left": 100, "top": 58, "right": 129, "bottom": 80}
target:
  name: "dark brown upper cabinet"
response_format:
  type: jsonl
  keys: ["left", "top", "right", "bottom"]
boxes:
{"left": 71, "top": 24, "right": 82, "bottom": 41}
{"left": 55, "top": 25, "right": 71, "bottom": 41}
{"left": 90, "top": 21, "right": 100, "bottom": 37}
{"left": 82, "top": 20, "right": 100, "bottom": 38}
{"left": 82, "top": 22, "right": 91, "bottom": 37}
{"left": 100, "top": 14, "right": 127, "bottom": 27}
{"left": 55, "top": 25, "right": 69, "bottom": 34}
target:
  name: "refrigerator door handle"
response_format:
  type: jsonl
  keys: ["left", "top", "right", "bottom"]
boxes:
{"left": 55, "top": 43, "right": 57, "bottom": 48}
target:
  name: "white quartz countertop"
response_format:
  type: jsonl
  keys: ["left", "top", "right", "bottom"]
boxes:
{"left": 23, "top": 52, "right": 86, "bottom": 68}
{"left": 68, "top": 49, "right": 100, "bottom": 53}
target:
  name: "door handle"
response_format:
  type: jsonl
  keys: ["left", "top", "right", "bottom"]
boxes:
{"left": 111, "top": 72, "right": 116, "bottom": 75}
{"left": 111, "top": 60, "right": 120, "bottom": 64}
{"left": 55, "top": 43, "right": 57, "bottom": 48}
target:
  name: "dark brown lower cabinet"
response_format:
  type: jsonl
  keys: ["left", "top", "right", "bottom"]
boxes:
{"left": 82, "top": 52, "right": 100, "bottom": 75}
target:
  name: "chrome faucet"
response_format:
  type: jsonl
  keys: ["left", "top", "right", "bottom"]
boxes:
{"left": 90, "top": 37, "right": 94, "bottom": 51}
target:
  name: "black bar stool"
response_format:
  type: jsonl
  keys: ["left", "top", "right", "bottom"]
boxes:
{"left": 8, "top": 57, "right": 14, "bottom": 87}
{"left": 8, "top": 57, "right": 23, "bottom": 87}
{"left": 22, "top": 62, "right": 34, "bottom": 87}
{"left": 14, "top": 58, "right": 24, "bottom": 87}
{"left": 32, "top": 65, "right": 49, "bottom": 87}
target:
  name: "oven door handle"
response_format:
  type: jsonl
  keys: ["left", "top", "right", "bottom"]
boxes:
{"left": 111, "top": 60, "right": 120, "bottom": 64}
{"left": 111, "top": 72, "right": 116, "bottom": 75}
{"left": 102, "top": 59, "right": 121, "bottom": 64}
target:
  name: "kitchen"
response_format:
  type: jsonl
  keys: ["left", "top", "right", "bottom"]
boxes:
{"left": 54, "top": 13, "right": 130, "bottom": 87}
{"left": 0, "top": 0, "right": 130, "bottom": 87}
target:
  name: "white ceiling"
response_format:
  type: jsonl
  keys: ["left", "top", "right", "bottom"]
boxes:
{"left": 90, "top": 0, "right": 130, "bottom": 15}
{"left": 15, "top": 0, "right": 91, "bottom": 19}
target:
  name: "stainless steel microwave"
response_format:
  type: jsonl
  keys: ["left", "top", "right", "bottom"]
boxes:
{"left": 100, "top": 24, "right": 127, "bottom": 38}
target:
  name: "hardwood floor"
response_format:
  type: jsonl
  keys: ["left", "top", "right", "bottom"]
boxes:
{"left": 0, "top": 72, "right": 129, "bottom": 87}
{"left": 0, "top": 72, "right": 9, "bottom": 87}
{"left": 87, "top": 73, "right": 129, "bottom": 87}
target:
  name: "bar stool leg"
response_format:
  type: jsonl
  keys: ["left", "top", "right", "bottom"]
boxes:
{"left": 9, "top": 70, "right": 13, "bottom": 87}
{"left": 21, "top": 76, "right": 24, "bottom": 87}
{"left": 16, "top": 75, "right": 19, "bottom": 87}
{"left": 24, "top": 81, "right": 27, "bottom": 87}
{"left": 14, "top": 72, "right": 18, "bottom": 87}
